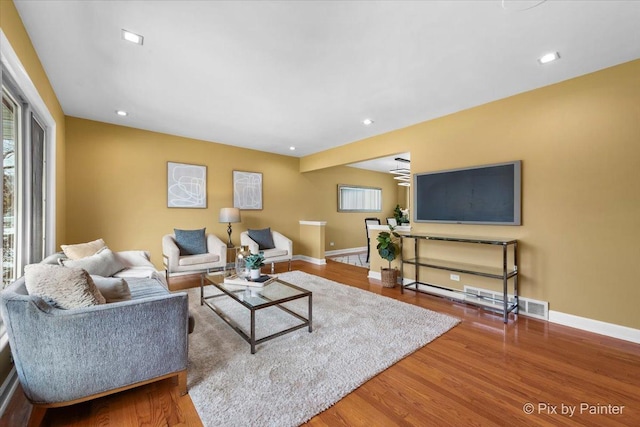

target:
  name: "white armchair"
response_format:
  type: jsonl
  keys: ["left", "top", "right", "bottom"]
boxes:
{"left": 162, "top": 233, "right": 226, "bottom": 278}
{"left": 240, "top": 229, "right": 292, "bottom": 273}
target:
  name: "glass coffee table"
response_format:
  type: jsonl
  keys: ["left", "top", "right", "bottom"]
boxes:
{"left": 202, "top": 273, "right": 313, "bottom": 354}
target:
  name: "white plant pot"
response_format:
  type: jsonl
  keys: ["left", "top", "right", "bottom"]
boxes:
{"left": 250, "top": 269, "right": 261, "bottom": 280}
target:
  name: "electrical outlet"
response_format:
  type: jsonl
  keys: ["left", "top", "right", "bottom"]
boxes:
{"left": 450, "top": 274, "right": 460, "bottom": 281}
{"left": 330, "top": 242, "right": 334, "bottom": 246}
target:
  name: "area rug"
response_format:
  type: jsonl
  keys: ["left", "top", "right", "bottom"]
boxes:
{"left": 186, "top": 270, "right": 460, "bottom": 427}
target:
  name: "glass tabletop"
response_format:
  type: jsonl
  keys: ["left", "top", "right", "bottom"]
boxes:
{"left": 204, "top": 273, "right": 310, "bottom": 309}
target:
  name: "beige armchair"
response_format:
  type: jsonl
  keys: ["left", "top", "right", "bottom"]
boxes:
{"left": 163, "top": 233, "right": 226, "bottom": 278}
{"left": 240, "top": 229, "right": 292, "bottom": 273}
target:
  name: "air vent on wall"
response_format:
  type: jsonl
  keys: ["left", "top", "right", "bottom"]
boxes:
{"left": 464, "top": 285, "right": 549, "bottom": 320}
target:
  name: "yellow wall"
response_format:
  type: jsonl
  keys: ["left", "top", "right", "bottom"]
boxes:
{"left": 1, "top": 0, "right": 67, "bottom": 247}
{"left": 301, "top": 166, "right": 399, "bottom": 251}
{"left": 298, "top": 222, "right": 325, "bottom": 260}
{"left": 64, "top": 117, "right": 397, "bottom": 268}
{"left": 302, "top": 60, "right": 640, "bottom": 329}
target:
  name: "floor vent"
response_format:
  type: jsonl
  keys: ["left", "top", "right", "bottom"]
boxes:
{"left": 463, "top": 286, "right": 549, "bottom": 320}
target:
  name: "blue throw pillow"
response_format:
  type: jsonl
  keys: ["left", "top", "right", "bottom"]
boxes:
{"left": 174, "top": 228, "right": 207, "bottom": 255}
{"left": 248, "top": 228, "right": 275, "bottom": 250}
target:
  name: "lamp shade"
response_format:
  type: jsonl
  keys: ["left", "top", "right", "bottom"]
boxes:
{"left": 219, "top": 207, "right": 241, "bottom": 223}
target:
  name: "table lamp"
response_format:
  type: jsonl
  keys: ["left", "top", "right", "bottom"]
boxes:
{"left": 219, "top": 207, "right": 241, "bottom": 248}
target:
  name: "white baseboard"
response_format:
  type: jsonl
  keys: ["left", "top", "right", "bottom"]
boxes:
{"left": 293, "top": 255, "right": 326, "bottom": 265}
{"left": 373, "top": 273, "right": 640, "bottom": 344}
{"left": 325, "top": 247, "right": 367, "bottom": 257}
{"left": 0, "top": 367, "right": 18, "bottom": 418}
{"left": 549, "top": 310, "right": 640, "bottom": 344}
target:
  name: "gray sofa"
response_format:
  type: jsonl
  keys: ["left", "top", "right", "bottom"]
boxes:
{"left": 0, "top": 271, "right": 189, "bottom": 425}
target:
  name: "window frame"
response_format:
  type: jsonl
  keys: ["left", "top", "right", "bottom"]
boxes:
{"left": 1, "top": 29, "right": 56, "bottom": 273}
{"left": 337, "top": 184, "right": 382, "bottom": 213}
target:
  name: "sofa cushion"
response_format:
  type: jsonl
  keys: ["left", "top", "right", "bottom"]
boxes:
{"left": 60, "top": 247, "right": 126, "bottom": 277}
{"left": 174, "top": 228, "right": 207, "bottom": 255}
{"left": 24, "top": 264, "right": 106, "bottom": 309}
{"left": 262, "top": 248, "right": 288, "bottom": 258}
{"left": 91, "top": 276, "right": 132, "bottom": 303}
{"left": 178, "top": 253, "right": 220, "bottom": 267}
{"left": 248, "top": 228, "right": 275, "bottom": 250}
{"left": 127, "top": 277, "right": 171, "bottom": 300}
{"left": 60, "top": 238, "right": 106, "bottom": 260}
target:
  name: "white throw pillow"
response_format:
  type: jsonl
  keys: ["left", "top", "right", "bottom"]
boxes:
{"left": 60, "top": 238, "right": 106, "bottom": 260}
{"left": 114, "top": 250, "right": 155, "bottom": 268}
{"left": 24, "top": 264, "right": 106, "bottom": 309}
{"left": 91, "top": 276, "right": 131, "bottom": 303}
{"left": 60, "top": 247, "right": 126, "bottom": 277}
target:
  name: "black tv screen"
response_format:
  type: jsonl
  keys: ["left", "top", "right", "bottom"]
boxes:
{"left": 414, "top": 161, "right": 521, "bottom": 225}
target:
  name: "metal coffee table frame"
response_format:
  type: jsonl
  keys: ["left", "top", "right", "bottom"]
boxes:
{"left": 201, "top": 275, "right": 312, "bottom": 354}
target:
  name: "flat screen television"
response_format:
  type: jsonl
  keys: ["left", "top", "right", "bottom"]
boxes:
{"left": 414, "top": 160, "right": 521, "bottom": 225}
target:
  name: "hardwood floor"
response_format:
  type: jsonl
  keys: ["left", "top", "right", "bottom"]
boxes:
{"left": 2, "top": 260, "right": 639, "bottom": 426}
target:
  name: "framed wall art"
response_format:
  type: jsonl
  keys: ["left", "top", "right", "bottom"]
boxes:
{"left": 167, "top": 162, "right": 207, "bottom": 208}
{"left": 233, "top": 170, "right": 262, "bottom": 210}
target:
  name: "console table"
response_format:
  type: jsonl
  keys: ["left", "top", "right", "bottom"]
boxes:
{"left": 399, "top": 233, "right": 519, "bottom": 323}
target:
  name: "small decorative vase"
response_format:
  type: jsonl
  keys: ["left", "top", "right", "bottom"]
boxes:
{"left": 235, "top": 246, "right": 250, "bottom": 278}
{"left": 250, "top": 269, "right": 261, "bottom": 280}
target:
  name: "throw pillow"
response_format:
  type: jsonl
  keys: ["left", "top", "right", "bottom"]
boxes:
{"left": 91, "top": 276, "right": 131, "bottom": 303}
{"left": 41, "top": 251, "right": 68, "bottom": 265}
{"left": 174, "top": 228, "right": 207, "bottom": 255}
{"left": 24, "top": 264, "right": 106, "bottom": 309}
{"left": 60, "top": 247, "right": 126, "bottom": 277}
{"left": 248, "top": 228, "right": 275, "bottom": 250}
{"left": 113, "top": 250, "right": 155, "bottom": 269}
{"left": 60, "top": 238, "right": 106, "bottom": 260}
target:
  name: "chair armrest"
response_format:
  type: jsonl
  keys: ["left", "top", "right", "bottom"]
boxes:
{"left": 2, "top": 292, "right": 189, "bottom": 405}
{"left": 207, "top": 234, "right": 227, "bottom": 265}
{"left": 240, "top": 232, "right": 259, "bottom": 254}
{"left": 162, "top": 234, "right": 180, "bottom": 271}
{"left": 272, "top": 231, "right": 293, "bottom": 256}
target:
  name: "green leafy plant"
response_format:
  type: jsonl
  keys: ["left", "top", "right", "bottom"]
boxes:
{"left": 394, "top": 204, "right": 409, "bottom": 224}
{"left": 245, "top": 252, "right": 265, "bottom": 270}
{"left": 376, "top": 225, "right": 401, "bottom": 269}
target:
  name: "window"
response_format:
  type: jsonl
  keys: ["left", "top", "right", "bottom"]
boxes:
{"left": 337, "top": 185, "right": 382, "bottom": 212}
{"left": 2, "top": 90, "right": 18, "bottom": 286}
{"left": 1, "top": 64, "right": 50, "bottom": 288}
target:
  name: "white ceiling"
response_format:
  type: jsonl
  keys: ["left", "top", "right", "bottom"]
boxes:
{"left": 349, "top": 152, "right": 410, "bottom": 174}
{"left": 13, "top": 0, "right": 640, "bottom": 167}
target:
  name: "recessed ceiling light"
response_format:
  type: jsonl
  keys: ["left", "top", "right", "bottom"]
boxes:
{"left": 122, "top": 29, "right": 144, "bottom": 45}
{"left": 289, "top": 146, "right": 296, "bottom": 151}
{"left": 116, "top": 110, "right": 128, "bottom": 117}
{"left": 538, "top": 52, "right": 560, "bottom": 64}
{"left": 362, "top": 118, "right": 374, "bottom": 126}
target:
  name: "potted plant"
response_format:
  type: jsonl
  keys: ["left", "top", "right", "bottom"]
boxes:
{"left": 393, "top": 204, "right": 409, "bottom": 225}
{"left": 376, "top": 225, "right": 401, "bottom": 288}
{"left": 245, "top": 252, "right": 265, "bottom": 280}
